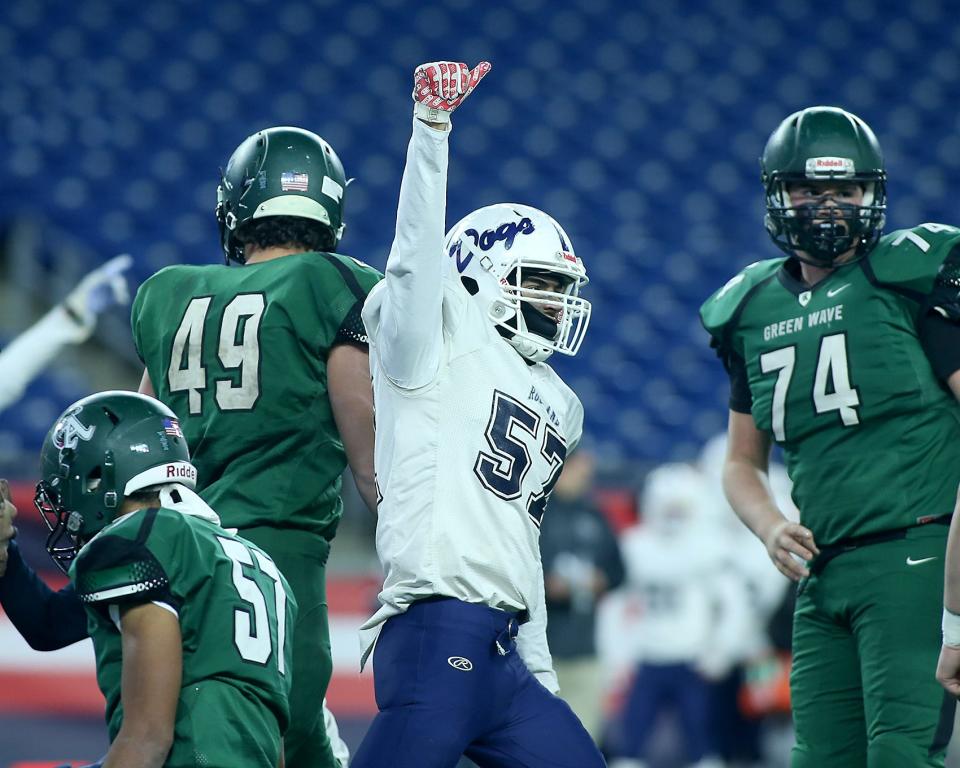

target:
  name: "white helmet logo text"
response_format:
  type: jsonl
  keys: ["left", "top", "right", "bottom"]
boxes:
{"left": 53, "top": 411, "right": 96, "bottom": 455}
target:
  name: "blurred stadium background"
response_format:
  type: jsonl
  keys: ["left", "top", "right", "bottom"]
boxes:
{"left": 3, "top": 0, "right": 960, "bottom": 765}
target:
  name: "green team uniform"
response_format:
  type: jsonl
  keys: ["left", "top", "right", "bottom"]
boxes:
{"left": 131, "top": 252, "right": 381, "bottom": 536}
{"left": 72, "top": 506, "right": 297, "bottom": 767}
{"left": 131, "top": 252, "right": 382, "bottom": 766}
{"left": 701, "top": 223, "right": 960, "bottom": 766}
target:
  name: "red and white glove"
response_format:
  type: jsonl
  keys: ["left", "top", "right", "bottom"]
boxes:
{"left": 413, "top": 61, "right": 491, "bottom": 125}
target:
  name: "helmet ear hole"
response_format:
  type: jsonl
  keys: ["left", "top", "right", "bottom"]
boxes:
{"left": 84, "top": 466, "right": 102, "bottom": 493}
{"left": 461, "top": 276, "right": 480, "bottom": 296}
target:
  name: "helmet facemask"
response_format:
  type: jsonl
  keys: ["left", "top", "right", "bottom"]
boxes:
{"left": 764, "top": 172, "right": 886, "bottom": 266}
{"left": 36, "top": 474, "right": 82, "bottom": 574}
{"left": 35, "top": 447, "right": 117, "bottom": 574}
{"left": 760, "top": 107, "right": 887, "bottom": 267}
{"left": 497, "top": 263, "right": 591, "bottom": 362}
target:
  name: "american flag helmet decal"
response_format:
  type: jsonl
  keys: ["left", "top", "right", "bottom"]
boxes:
{"left": 281, "top": 171, "right": 309, "bottom": 191}
{"left": 162, "top": 417, "right": 183, "bottom": 438}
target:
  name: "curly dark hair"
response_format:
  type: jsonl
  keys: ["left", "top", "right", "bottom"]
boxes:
{"left": 235, "top": 215, "right": 337, "bottom": 254}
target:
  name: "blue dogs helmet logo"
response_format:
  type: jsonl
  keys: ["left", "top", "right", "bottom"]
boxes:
{"left": 449, "top": 214, "right": 537, "bottom": 274}
{"left": 465, "top": 216, "right": 535, "bottom": 252}
{"left": 449, "top": 239, "right": 473, "bottom": 273}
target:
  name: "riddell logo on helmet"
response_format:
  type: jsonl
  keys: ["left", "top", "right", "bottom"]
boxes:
{"left": 805, "top": 157, "right": 855, "bottom": 177}
{"left": 165, "top": 464, "right": 197, "bottom": 482}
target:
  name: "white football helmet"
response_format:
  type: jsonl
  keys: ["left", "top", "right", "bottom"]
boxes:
{"left": 444, "top": 203, "right": 591, "bottom": 362}
{"left": 640, "top": 462, "right": 708, "bottom": 535}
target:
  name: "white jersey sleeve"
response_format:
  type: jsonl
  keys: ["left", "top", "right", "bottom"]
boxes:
{"left": 0, "top": 305, "right": 89, "bottom": 412}
{"left": 566, "top": 396, "right": 584, "bottom": 455}
{"left": 322, "top": 698, "right": 350, "bottom": 767}
{"left": 362, "top": 118, "right": 450, "bottom": 389}
{"left": 516, "top": 556, "right": 559, "bottom": 694}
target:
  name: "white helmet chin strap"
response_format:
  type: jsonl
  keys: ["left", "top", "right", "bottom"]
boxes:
{"left": 486, "top": 301, "right": 554, "bottom": 362}
{"left": 507, "top": 334, "right": 553, "bottom": 363}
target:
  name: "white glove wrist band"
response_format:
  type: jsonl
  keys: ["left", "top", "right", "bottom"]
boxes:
{"left": 942, "top": 607, "right": 960, "bottom": 648}
{"left": 414, "top": 102, "right": 451, "bottom": 124}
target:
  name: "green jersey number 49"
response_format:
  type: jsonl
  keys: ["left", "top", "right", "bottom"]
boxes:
{"left": 168, "top": 293, "right": 266, "bottom": 415}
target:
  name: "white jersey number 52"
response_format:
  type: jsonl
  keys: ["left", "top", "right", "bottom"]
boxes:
{"left": 474, "top": 390, "right": 566, "bottom": 527}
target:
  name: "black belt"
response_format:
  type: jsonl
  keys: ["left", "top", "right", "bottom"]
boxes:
{"left": 809, "top": 514, "right": 951, "bottom": 576}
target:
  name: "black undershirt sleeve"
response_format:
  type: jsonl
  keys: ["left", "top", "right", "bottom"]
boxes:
{"left": 919, "top": 310, "right": 960, "bottom": 382}
{"left": 333, "top": 298, "right": 369, "bottom": 348}
{"left": 726, "top": 349, "right": 754, "bottom": 414}
{"left": 709, "top": 334, "right": 754, "bottom": 414}
{"left": 919, "top": 243, "right": 960, "bottom": 382}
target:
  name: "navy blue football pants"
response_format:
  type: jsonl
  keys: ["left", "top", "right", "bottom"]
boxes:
{"left": 352, "top": 597, "right": 606, "bottom": 768}
{"left": 615, "top": 662, "right": 715, "bottom": 762}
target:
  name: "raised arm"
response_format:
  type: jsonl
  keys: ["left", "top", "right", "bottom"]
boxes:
{"left": 370, "top": 61, "right": 490, "bottom": 389}
{"left": 0, "top": 254, "right": 132, "bottom": 412}
{"left": 0, "top": 542, "right": 89, "bottom": 650}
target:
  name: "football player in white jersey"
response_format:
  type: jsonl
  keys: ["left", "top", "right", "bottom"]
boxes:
{"left": 352, "top": 61, "right": 605, "bottom": 768}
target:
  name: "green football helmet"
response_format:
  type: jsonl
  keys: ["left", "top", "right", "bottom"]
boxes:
{"left": 761, "top": 106, "right": 886, "bottom": 265}
{"left": 35, "top": 391, "right": 196, "bottom": 572}
{"left": 216, "top": 126, "right": 348, "bottom": 264}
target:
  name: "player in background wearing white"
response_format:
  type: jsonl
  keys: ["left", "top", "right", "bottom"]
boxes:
{"left": 352, "top": 61, "right": 605, "bottom": 768}
{"left": 0, "top": 254, "right": 132, "bottom": 411}
{"left": 610, "top": 464, "right": 740, "bottom": 768}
